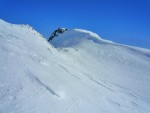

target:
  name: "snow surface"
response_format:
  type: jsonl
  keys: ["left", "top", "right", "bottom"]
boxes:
{"left": 50, "top": 28, "right": 113, "bottom": 48}
{"left": 0, "top": 19, "right": 150, "bottom": 113}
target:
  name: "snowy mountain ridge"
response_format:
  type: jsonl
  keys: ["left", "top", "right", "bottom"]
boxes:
{"left": 0, "top": 19, "right": 150, "bottom": 113}
{"left": 50, "top": 28, "right": 114, "bottom": 48}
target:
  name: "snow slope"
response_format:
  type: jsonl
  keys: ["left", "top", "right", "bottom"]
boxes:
{"left": 0, "top": 19, "right": 150, "bottom": 113}
{"left": 50, "top": 28, "right": 113, "bottom": 47}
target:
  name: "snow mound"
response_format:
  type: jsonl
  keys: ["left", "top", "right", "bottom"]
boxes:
{"left": 50, "top": 28, "right": 113, "bottom": 47}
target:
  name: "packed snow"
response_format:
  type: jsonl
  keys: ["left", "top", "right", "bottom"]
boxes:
{"left": 0, "top": 19, "right": 150, "bottom": 113}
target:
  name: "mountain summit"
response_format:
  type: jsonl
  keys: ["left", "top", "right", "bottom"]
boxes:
{"left": 49, "top": 28, "right": 113, "bottom": 48}
{"left": 0, "top": 19, "right": 150, "bottom": 113}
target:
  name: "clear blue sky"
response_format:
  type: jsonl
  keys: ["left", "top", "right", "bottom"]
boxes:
{"left": 0, "top": 0, "right": 150, "bottom": 48}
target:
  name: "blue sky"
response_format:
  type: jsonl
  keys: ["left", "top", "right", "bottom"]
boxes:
{"left": 0, "top": 0, "right": 150, "bottom": 48}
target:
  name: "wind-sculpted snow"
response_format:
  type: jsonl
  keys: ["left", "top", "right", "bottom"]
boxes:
{"left": 50, "top": 29, "right": 113, "bottom": 48}
{"left": 0, "top": 19, "right": 150, "bottom": 113}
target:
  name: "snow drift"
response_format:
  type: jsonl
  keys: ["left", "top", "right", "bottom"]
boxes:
{"left": 0, "top": 19, "right": 150, "bottom": 113}
{"left": 50, "top": 28, "right": 113, "bottom": 47}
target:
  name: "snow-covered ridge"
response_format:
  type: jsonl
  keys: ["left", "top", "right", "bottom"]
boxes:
{"left": 50, "top": 28, "right": 113, "bottom": 48}
{"left": 0, "top": 19, "right": 43, "bottom": 37}
{"left": 74, "top": 29, "right": 101, "bottom": 39}
{"left": 0, "top": 19, "right": 150, "bottom": 113}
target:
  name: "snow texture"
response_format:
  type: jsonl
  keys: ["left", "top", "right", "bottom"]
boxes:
{"left": 0, "top": 19, "right": 150, "bottom": 113}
